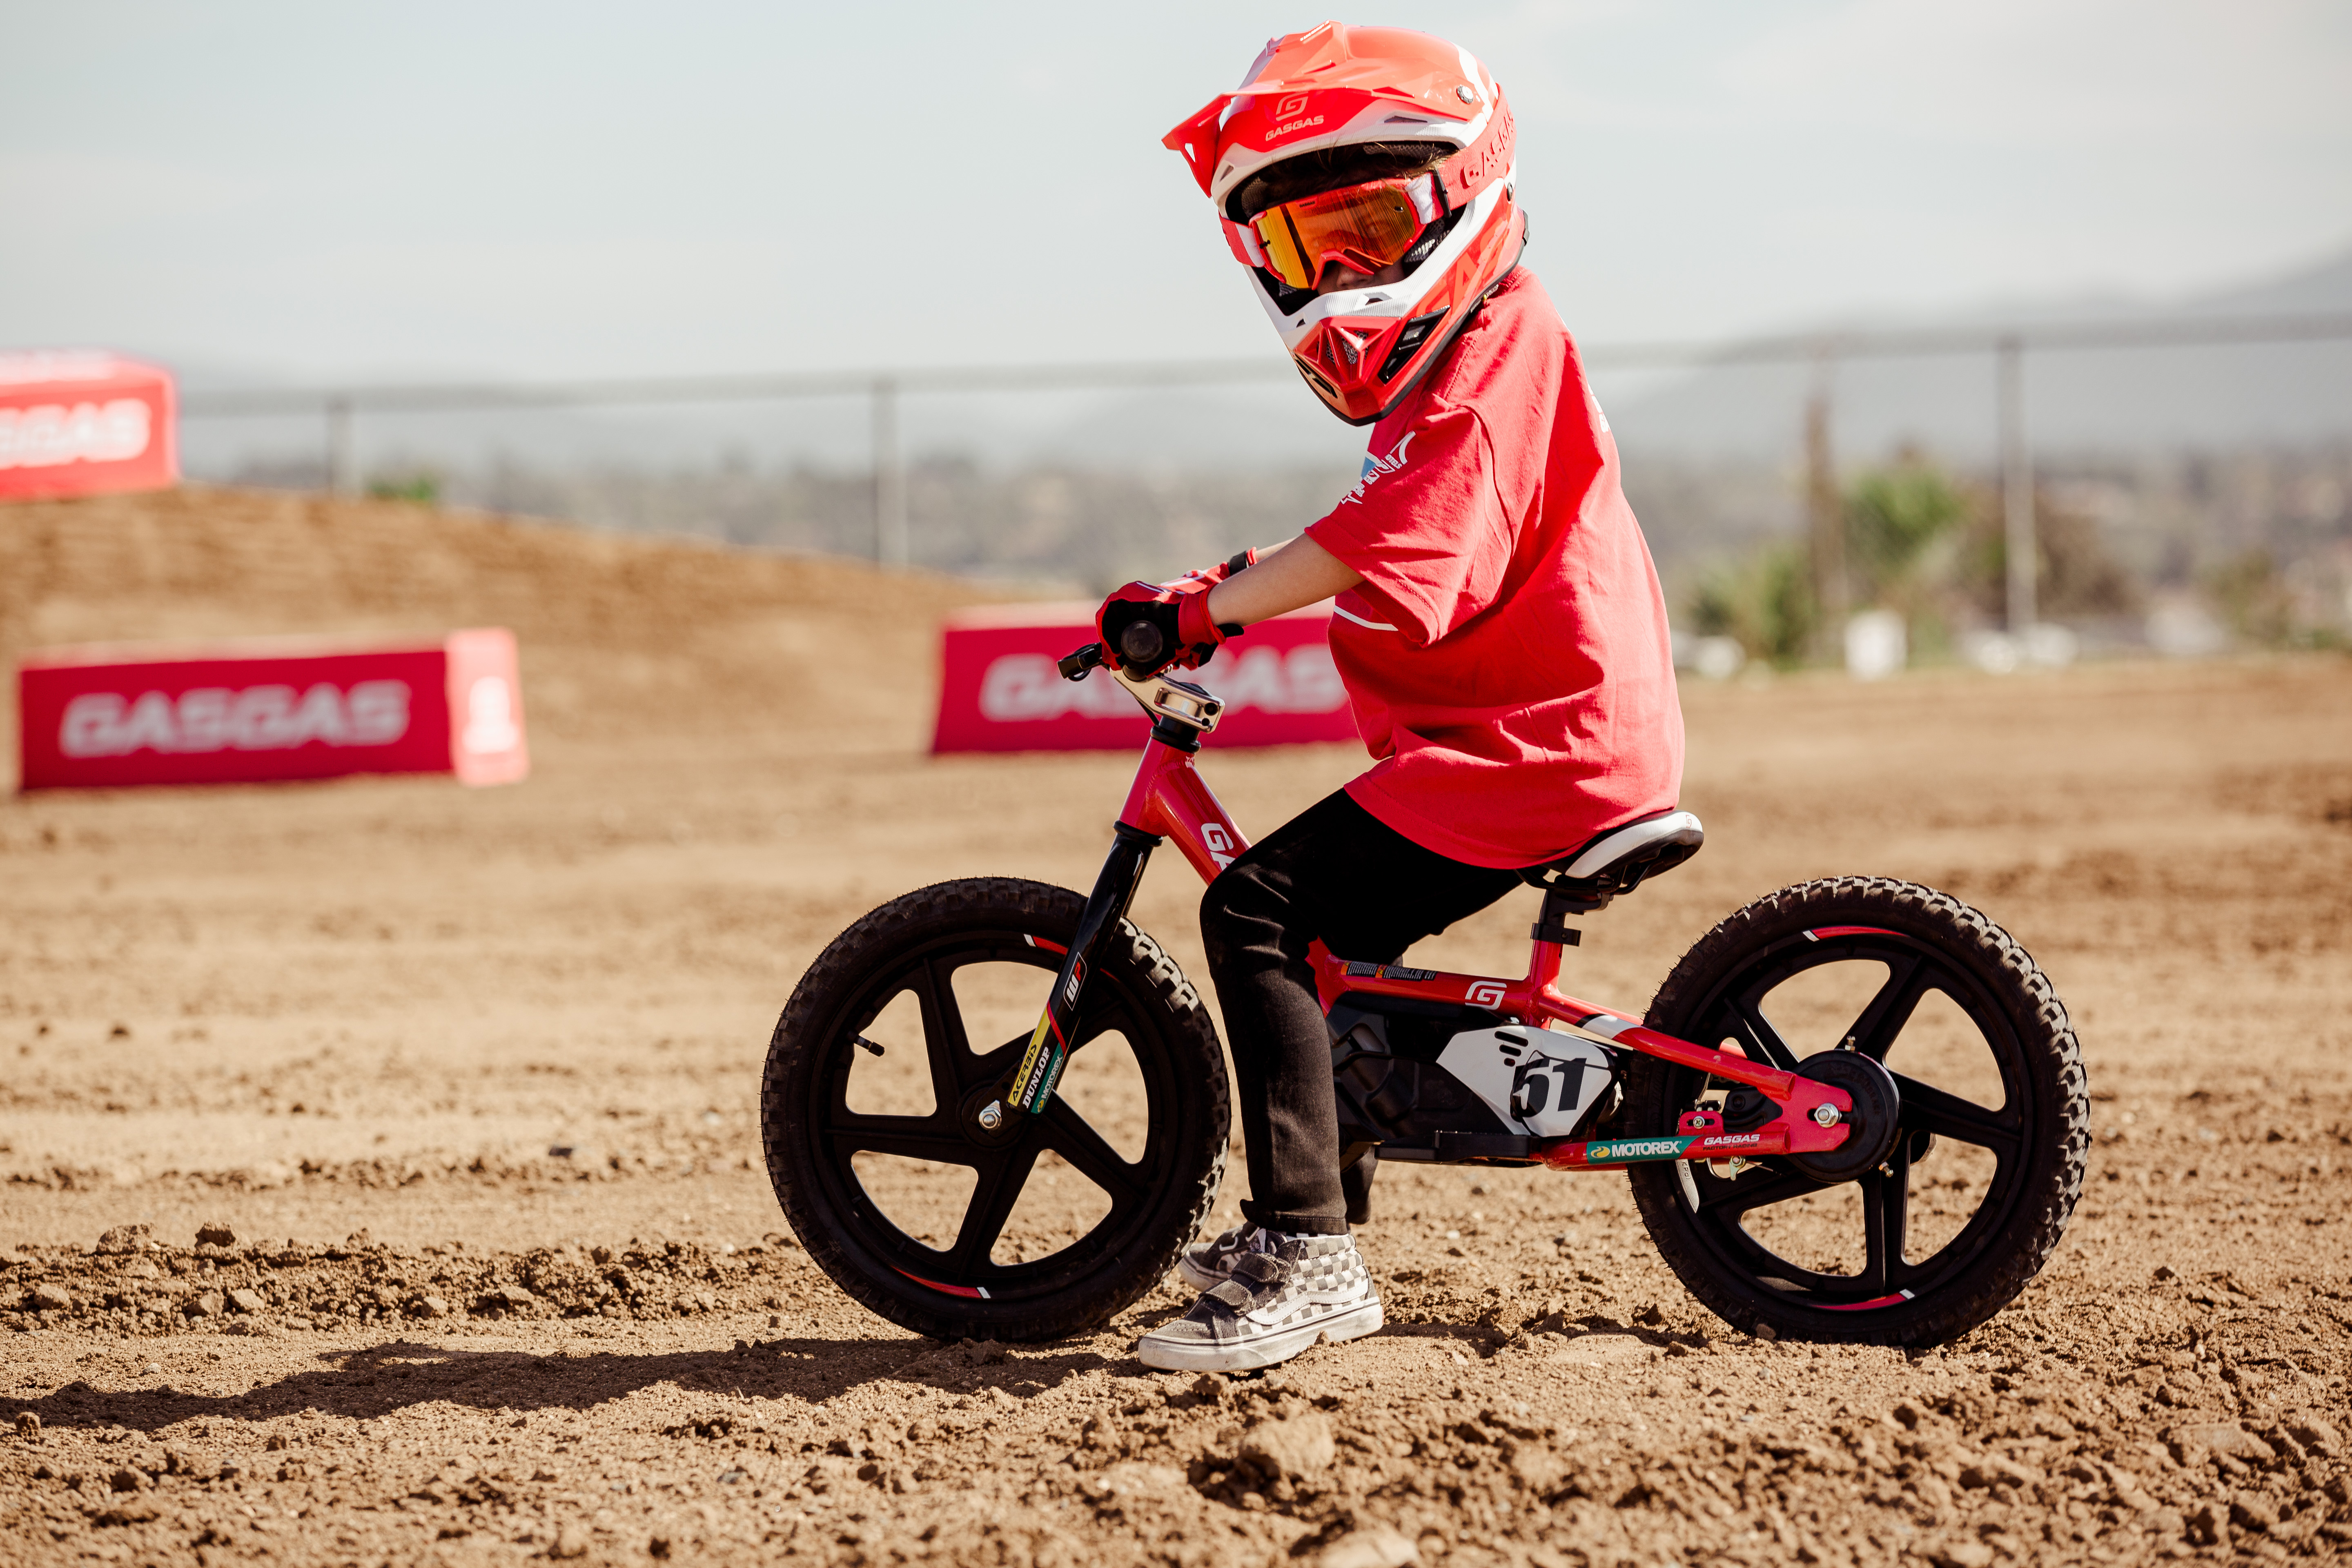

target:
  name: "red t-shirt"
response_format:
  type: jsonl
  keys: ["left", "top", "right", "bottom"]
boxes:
{"left": 1302, "top": 269, "right": 1684, "bottom": 869}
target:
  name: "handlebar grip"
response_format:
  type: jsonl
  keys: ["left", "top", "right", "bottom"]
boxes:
{"left": 1119, "top": 621, "right": 1167, "bottom": 669}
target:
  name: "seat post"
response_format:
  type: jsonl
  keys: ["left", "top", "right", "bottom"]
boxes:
{"left": 1530, "top": 884, "right": 1586, "bottom": 948}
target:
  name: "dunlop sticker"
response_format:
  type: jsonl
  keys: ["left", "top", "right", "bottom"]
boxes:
{"left": 1013, "top": 1013, "right": 1055, "bottom": 1106}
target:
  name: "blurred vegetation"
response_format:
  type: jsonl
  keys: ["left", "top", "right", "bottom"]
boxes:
{"left": 1684, "top": 450, "right": 2145, "bottom": 667}
{"left": 365, "top": 470, "right": 442, "bottom": 506}
{"left": 2203, "top": 548, "right": 2348, "bottom": 650}
{"left": 1846, "top": 460, "right": 1969, "bottom": 601}
{"left": 1846, "top": 458, "right": 1973, "bottom": 662}
{"left": 1688, "top": 542, "right": 1814, "bottom": 665}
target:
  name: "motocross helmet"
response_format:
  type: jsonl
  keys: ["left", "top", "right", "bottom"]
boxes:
{"left": 1164, "top": 21, "right": 1525, "bottom": 426}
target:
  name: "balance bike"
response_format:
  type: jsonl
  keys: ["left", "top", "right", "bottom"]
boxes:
{"left": 759, "top": 637, "right": 2087, "bottom": 1346}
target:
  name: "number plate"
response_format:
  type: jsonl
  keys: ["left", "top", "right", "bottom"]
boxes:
{"left": 1435, "top": 1026, "right": 1615, "bottom": 1138}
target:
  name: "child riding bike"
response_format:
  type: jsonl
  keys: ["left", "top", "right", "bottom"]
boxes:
{"left": 1098, "top": 22, "right": 1684, "bottom": 1372}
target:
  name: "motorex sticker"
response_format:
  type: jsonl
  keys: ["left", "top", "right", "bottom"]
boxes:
{"left": 1585, "top": 1137, "right": 1695, "bottom": 1162}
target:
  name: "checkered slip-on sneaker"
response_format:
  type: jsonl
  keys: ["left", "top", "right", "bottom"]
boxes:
{"left": 1174, "top": 1223, "right": 1271, "bottom": 1292}
{"left": 1139, "top": 1232, "right": 1381, "bottom": 1372}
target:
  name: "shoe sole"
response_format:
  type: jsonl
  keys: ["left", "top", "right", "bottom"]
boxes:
{"left": 1136, "top": 1300, "right": 1383, "bottom": 1373}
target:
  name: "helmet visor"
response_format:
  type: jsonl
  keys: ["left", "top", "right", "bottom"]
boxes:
{"left": 1245, "top": 174, "right": 1441, "bottom": 291}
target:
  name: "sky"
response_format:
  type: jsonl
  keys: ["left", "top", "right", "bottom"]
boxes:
{"left": 3, "top": 0, "right": 2349, "bottom": 390}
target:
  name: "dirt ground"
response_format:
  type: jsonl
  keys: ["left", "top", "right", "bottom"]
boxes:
{"left": 2, "top": 486, "right": 2350, "bottom": 1568}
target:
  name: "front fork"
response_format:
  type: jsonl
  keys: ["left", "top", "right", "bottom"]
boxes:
{"left": 996, "top": 822, "right": 1158, "bottom": 1118}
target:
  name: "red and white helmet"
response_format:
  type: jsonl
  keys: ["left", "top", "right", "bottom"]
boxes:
{"left": 1165, "top": 22, "right": 1524, "bottom": 426}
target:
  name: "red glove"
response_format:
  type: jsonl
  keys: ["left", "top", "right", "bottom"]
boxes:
{"left": 1096, "top": 550, "right": 1255, "bottom": 677}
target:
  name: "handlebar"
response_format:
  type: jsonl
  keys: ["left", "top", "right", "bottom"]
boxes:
{"left": 1058, "top": 619, "right": 1169, "bottom": 682}
{"left": 1119, "top": 621, "right": 1168, "bottom": 669}
{"left": 1055, "top": 634, "right": 1225, "bottom": 734}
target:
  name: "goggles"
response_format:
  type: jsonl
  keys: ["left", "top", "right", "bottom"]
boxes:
{"left": 1225, "top": 173, "right": 1443, "bottom": 291}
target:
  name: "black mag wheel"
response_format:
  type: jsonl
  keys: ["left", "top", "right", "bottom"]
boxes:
{"left": 760, "top": 877, "right": 1229, "bottom": 1342}
{"left": 1625, "top": 877, "right": 2087, "bottom": 1346}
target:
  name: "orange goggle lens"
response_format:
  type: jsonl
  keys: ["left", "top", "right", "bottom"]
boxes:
{"left": 1241, "top": 174, "right": 1440, "bottom": 291}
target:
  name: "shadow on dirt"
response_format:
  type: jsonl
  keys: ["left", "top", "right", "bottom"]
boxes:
{"left": 1376, "top": 1311, "right": 1705, "bottom": 1360}
{"left": 16, "top": 1332, "right": 1147, "bottom": 1436}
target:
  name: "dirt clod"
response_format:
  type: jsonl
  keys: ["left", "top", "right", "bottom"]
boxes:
{"left": 15, "top": 1411, "right": 40, "bottom": 1439}
{"left": 94, "top": 1224, "right": 154, "bottom": 1254}
{"left": 2173, "top": 1421, "right": 2276, "bottom": 1463}
{"left": 2289, "top": 1415, "right": 2343, "bottom": 1456}
{"left": 1316, "top": 1525, "right": 1419, "bottom": 1568}
{"left": 1238, "top": 1413, "right": 1336, "bottom": 1480}
{"left": 195, "top": 1222, "right": 238, "bottom": 1246}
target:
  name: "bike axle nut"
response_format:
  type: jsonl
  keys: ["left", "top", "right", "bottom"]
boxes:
{"left": 1811, "top": 1103, "right": 1842, "bottom": 1127}
{"left": 978, "top": 1101, "right": 1005, "bottom": 1131}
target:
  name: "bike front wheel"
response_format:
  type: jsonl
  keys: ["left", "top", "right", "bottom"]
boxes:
{"left": 1625, "top": 877, "right": 2088, "bottom": 1345}
{"left": 760, "top": 877, "right": 1229, "bottom": 1342}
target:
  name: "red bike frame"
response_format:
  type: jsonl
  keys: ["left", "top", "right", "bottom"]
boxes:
{"left": 1102, "top": 720, "right": 1856, "bottom": 1170}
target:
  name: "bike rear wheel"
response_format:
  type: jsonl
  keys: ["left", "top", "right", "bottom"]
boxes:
{"left": 1625, "top": 877, "right": 2087, "bottom": 1345}
{"left": 761, "top": 877, "right": 1228, "bottom": 1342}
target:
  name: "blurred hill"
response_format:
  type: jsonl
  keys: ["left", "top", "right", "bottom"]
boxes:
{"left": 172, "top": 245, "right": 2352, "bottom": 489}
{"left": 1607, "top": 247, "right": 2352, "bottom": 461}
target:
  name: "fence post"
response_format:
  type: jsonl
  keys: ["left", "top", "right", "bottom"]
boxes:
{"left": 326, "top": 396, "right": 356, "bottom": 497}
{"left": 1804, "top": 345, "right": 1846, "bottom": 661}
{"left": 1997, "top": 336, "right": 2036, "bottom": 632}
{"left": 872, "top": 376, "right": 906, "bottom": 568}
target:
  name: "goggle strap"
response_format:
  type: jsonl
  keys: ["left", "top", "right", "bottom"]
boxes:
{"left": 1435, "top": 91, "right": 1515, "bottom": 209}
{"left": 1221, "top": 217, "right": 1270, "bottom": 270}
{"left": 1406, "top": 172, "right": 1441, "bottom": 224}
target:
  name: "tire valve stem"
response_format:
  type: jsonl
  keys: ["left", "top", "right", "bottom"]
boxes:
{"left": 854, "top": 1036, "right": 884, "bottom": 1057}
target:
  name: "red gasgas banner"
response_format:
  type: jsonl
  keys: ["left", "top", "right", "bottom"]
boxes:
{"left": 17, "top": 628, "right": 529, "bottom": 791}
{"left": 933, "top": 602, "right": 1359, "bottom": 753}
{"left": 0, "top": 351, "right": 178, "bottom": 503}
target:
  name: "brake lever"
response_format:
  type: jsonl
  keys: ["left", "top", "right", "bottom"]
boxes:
{"left": 1057, "top": 643, "right": 1107, "bottom": 682}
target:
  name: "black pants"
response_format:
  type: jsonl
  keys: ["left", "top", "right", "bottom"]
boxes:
{"left": 1199, "top": 790, "right": 1522, "bottom": 1234}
